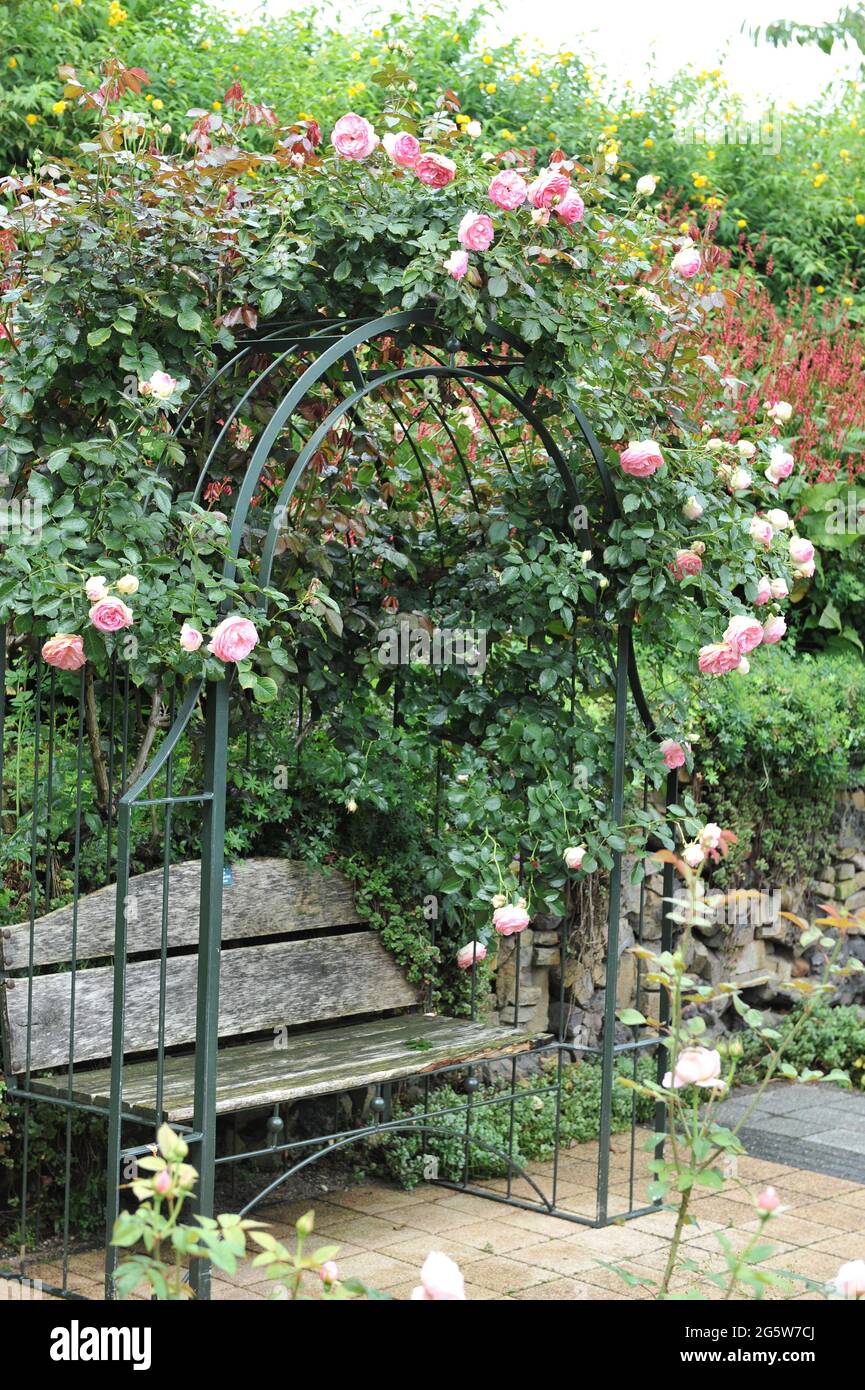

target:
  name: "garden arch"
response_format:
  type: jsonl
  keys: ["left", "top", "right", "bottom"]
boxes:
{"left": 0, "top": 312, "right": 676, "bottom": 1301}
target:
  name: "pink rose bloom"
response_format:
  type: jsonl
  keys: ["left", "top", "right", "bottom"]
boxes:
{"left": 563, "top": 845, "right": 586, "bottom": 870}
{"left": 526, "top": 170, "right": 571, "bottom": 210}
{"left": 414, "top": 152, "right": 456, "bottom": 188}
{"left": 382, "top": 131, "right": 420, "bottom": 168}
{"left": 699, "top": 822, "right": 722, "bottom": 851}
{"left": 762, "top": 615, "right": 787, "bottom": 645}
{"left": 208, "top": 614, "right": 259, "bottom": 662}
{"left": 660, "top": 739, "right": 686, "bottom": 770}
{"left": 698, "top": 642, "right": 742, "bottom": 676}
{"left": 663, "top": 1047, "right": 723, "bottom": 1090}
{"left": 488, "top": 170, "right": 528, "bottom": 210}
{"left": 443, "top": 248, "right": 469, "bottom": 280}
{"left": 89, "top": 596, "right": 133, "bottom": 633}
{"left": 770, "top": 577, "right": 789, "bottom": 600}
{"left": 749, "top": 516, "right": 774, "bottom": 548}
{"left": 456, "top": 941, "right": 488, "bottom": 970}
{"left": 619, "top": 440, "right": 663, "bottom": 477}
{"left": 410, "top": 1251, "right": 466, "bottom": 1301}
{"left": 84, "top": 575, "right": 108, "bottom": 602}
{"left": 672, "top": 246, "right": 701, "bottom": 278}
{"left": 833, "top": 1260, "right": 865, "bottom": 1299}
{"left": 789, "top": 536, "right": 814, "bottom": 566}
{"left": 682, "top": 843, "right": 705, "bottom": 869}
{"left": 724, "top": 614, "right": 764, "bottom": 655}
{"left": 765, "top": 447, "right": 794, "bottom": 485}
{"left": 331, "top": 112, "right": 379, "bottom": 160}
{"left": 756, "top": 1186, "right": 781, "bottom": 1213}
{"left": 670, "top": 549, "right": 702, "bottom": 580}
{"left": 320, "top": 1261, "right": 339, "bottom": 1286}
{"left": 42, "top": 633, "right": 86, "bottom": 671}
{"left": 795, "top": 559, "right": 816, "bottom": 578}
{"left": 555, "top": 189, "right": 584, "bottom": 225}
{"left": 754, "top": 577, "right": 772, "bottom": 606}
{"left": 457, "top": 211, "right": 495, "bottom": 251}
{"left": 143, "top": 370, "right": 177, "bottom": 400}
{"left": 179, "top": 623, "right": 203, "bottom": 652}
{"left": 493, "top": 903, "right": 530, "bottom": 936}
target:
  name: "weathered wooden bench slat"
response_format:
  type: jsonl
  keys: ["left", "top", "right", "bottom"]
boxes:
{"left": 0, "top": 858, "right": 361, "bottom": 971}
{"left": 31, "top": 1014, "right": 535, "bottom": 1121}
{"left": 4, "top": 932, "right": 418, "bottom": 1072}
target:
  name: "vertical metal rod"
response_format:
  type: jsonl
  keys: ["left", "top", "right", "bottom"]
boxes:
{"left": 62, "top": 669, "right": 87, "bottom": 1291}
{"left": 104, "top": 795, "right": 133, "bottom": 1299}
{"left": 654, "top": 766, "right": 679, "bottom": 1171}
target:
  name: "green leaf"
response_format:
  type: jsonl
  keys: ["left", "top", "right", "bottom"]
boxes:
{"left": 87, "top": 327, "right": 112, "bottom": 347}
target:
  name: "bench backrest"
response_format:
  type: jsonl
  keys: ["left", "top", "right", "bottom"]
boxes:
{"left": 0, "top": 859, "right": 419, "bottom": 1074}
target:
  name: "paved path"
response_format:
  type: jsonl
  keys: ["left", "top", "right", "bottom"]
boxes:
{"left": 714, "top": 1083, "right": 865, "bottom": 1185}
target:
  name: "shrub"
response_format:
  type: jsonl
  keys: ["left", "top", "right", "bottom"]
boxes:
{"left": 738, "top": 1001, "right": 865, "bottom": 1090}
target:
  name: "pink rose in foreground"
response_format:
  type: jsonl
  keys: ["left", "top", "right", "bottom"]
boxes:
{"left": 771, "top": 577, "right": 789, "bottom": 600}
{"left": 663, "top": 1047, "right": 723, "bottom": 1090}
{"left": 179, "top": 623, "right": 203, "bottom": 652}
{"left": 698, "top": 642, "right": 742, "bottom": 676}
{"left": 724, "top": 614, "right": 764, "bottom": 655}
{"left": 42, "top": 633, "right": 86, "bottom": 671}
{"left": 762, "top": 615, "right": 787, "bottom": 645}
{"left": 208, "top": 614, "right": 259, "bottom": 663}
{"left": 320, "top": 1260, "right": 339, "bottom": 1286}
{"left": 457, "top": 211, "right": 495, "bottom": 251}
{"left": 85, "top": 575, "right": 108, "bottom": 602}
{"left": 331, "top": 112, "right": 378, "bottom": 160}
{"left": 699, "top": 822, "right": 722, "bottom": 851}
{"left": 619, "top": 440, "right": 663, "bottom": 477}
{"left": 833, "top": 1260, "right": 865, "bottom": 1298}
{"left": 563, "top": 845, "right": 586, "bottom": 870}
{"left": 756, "top": 1186, "right": 781, "bottom": 1214}
{"left": 766, "top": 447, "right": 794, "bottom": 485}
{"left": 682, "top": 843, "right": 705, "bottom": 869}
{"left": 89, "top": 596, "right": 133, "bottom": 633}
{"left": 382, "top": 131, "right": 420, "bottom": 168}
{"left": 443, "top": 248, "right": 469, "bottom": 280}
{"left": 789, "top": 536, "right": 815, "bottom": 567}
{"left": 670, "top": 549, "right": 702, "bottom": 580}
{"left": 493, "top": 903, "right": 530, "bottom": 936}
{"left": 754, "top": 577, "right": 772, "bottom": 606}
{"left": 411, "top": 1251, "right": 466, "bottom": 1301}
{"left": 488, "top": 170, "right": 528, "bottom": 209}
{"left": 555, "top": 189, "right": 585, "bottom": 225}
{"left": 414, "top": 152, "right": 456, "bottom": 188}
{"left": 142, "top": 370, "right": 177, "bottom": 400}
{"left": 749, "top": 516, "right": 774, "bottom": 548}
{"left": 456, "top": 941, "right": 488, "bottom": 970}
{"left": 672, "top": 246, "right": 701, "bottom": 278}
{"left": 526, "top": 170, "right": 571, "bottom": 210}
{"left": 660, "top": 739, "right": 686, "bottom": 770}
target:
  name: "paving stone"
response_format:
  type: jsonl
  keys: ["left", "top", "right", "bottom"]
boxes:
{"left": 792, "top": 1197, "right": 865, "bottom": 1231}
{"left": 329, "top": 1250, "right": 420, "bottom": 1287}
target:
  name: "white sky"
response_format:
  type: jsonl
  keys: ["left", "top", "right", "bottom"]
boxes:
{"left": 218, "top": 0, "right": 859, "bottom": 107}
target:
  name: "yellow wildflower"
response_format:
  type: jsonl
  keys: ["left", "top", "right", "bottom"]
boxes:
{"left": 152, "top": 98, "right": 163, "bottom": 111}
{"left": 25, "top": 112, "right": 39, "bottom": 125}
{"left": 485, "top": 83, "right": 496, "bottom": 94}
{"left": 643, "top": 137, "right": 653, "bottom": 148}
{"left": 7, "top": 56, "right": 17, "bottom": 68}
{"left": 815, "top": 285, "right": 825, "bottom": 294}
{"left": 52, "top": 100, "right": 67, "bottom": 114}
{"left": 857, "top": 214, "right": 865, "bottom": 226}
{"left": 737, "top": 219, "right": 747, "bottom": 229}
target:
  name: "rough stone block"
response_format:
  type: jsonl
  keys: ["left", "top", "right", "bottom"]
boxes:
{"left": 836, "top": 860, "right": 856, "bottom": 881}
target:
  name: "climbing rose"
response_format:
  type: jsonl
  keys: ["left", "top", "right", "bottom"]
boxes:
{"left": 663, "top": 1047, "right": 723, "bottom": 1090}
{"left": 141, "top": 370, "right": 177, "bottom": 400}
{"left": 89, "top": 597, "right": 133, "bottom": 633}
{"left": 493, "top": 904, "right": 530, "bottom": 936}
{"left": 563, "top": 845, "right": 586, "bottom": 870}
{"left": 765, "top": 399, "right": 793, "bottom": 424}
{"left": 456, "top": 941, "right": 488, "bottom": 970}
{"left": 619, "top": 440, "right": 663, "bottom": 477}
{"left": 443, "top": 248, "right": 469, "bottom": 280}
{"left": 749, "top": 516, "right": 774, "bottom": 547}
{"left": 762, "top": 615, "right": 787, "bottom": 645}
{"left": 682, "top": 496, "right": 703, "bottom": 520}
{"left": 729, "top": 467, "right": 752, "bottom": 491}
{"left": 41, "top": 633, "right": 86, "bottom": 671}
{"left": 84, "top": 575, "right": 109, "bottom": 602}
{"left": 833, "top": 1260, "right": 865, "bottom": 1298}
{"left": 672, "top": 246, "right": 700, "bottom": 278}
{"left": 411, "top": 1252, "right": 466, "bottom": 1301}
{"left": 670, "top": 549, "right": 702, "bottom": 579}
{"left": 636, "top": 173, "right": 656, "bottom": 195}
{"left": 771, "top": 577, "right": 789, "bottom": 600}
{"left": 457, "top": 211, "right": 494, "bottom": 251}
{"left": 331, "top": 112, "right": 378, "bottom": 159}
{"left": 414, "top": 152, "right": 456, "bottom": 187}
{"left": 116, "top": 574, "right": 139, "bottom": 595}
{"left": 208, "top": 614, "right": 259, "bottom": 662}
{"left": 724, "top": 615, "right": 764, "bottom": 655}
{"left": 660, "top": 739, "right": 686, "bottom": 770}
{"left": 754, "top": 577, "right": 772, "bottom": 606}
{"left": 681, "top": 843, "right": 705, "bottom": 869}
{"left": 766, "top": 447, "right": 794, "bottom": 485}
{"left": 179, "top": 623, "right": 203, "bottom": 652}
{"left": 488, "top": 169, "right": 528, "bottom": 209}
{"left": 555, "top": 189, "right": 585, "bottom": 225}
{"left": 789, "top": 536, "right": 815, "bottom": 567}
{"left": 698, "top": 642, "right": 742, "bottom": 676}
{"left": 382, "top": 131, "right": 419, "bottom": 168}
{"left": 757, "top": 1187, "right": 781, "bottom": 1213}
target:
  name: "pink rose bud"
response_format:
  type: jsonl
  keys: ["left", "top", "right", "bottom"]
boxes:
{"left": 766, "top": 508, "right": 790, "bottom": 530}
{"left": 154, "top": 1168, "right": 172, "bottom": 1195}
{"left": 320, "top": 1260, "right": 339, "bottom": 1285}
{"left": 116, "top": 574, "right": 139, "bottom": 595}
{"left": 492, "top": 903, "right": 530, "bottom": 936}
{"left": 180, "top": 623, "right": 203, "bottom": 652}
{"left": 762, "top": 615, "right": 787, "bottom": 644}
{"left": 765, "top": 399, "right": 793, "bottom": 424}
{"left": 457, "top": 211, "right": 495, "bottom": 252}
{"left": 563, "top": 845, "right": 586, "bottom": 870}
{"left": 89, "top": 597, "right": 134, "bottom": 633}
{"left": 619, "top": 440, "right": 663, "bottom": 477}
{"left": 141, "top": 370, "right": 177, "bottom": 400}
{"left": 382, "top": 131, "right": 420, "bottom": 168}
{"left": 833, "top": 1259, "right": 865, "bottom": 1298}
{"left": 766, "top": 448, "right": 794, "bottom": 484}
{"left": 663, "top": 1047, "right": 724, "bottom": 1090}
{"left": 672, "top": 246, "right": 701, "bottom": 278}
{"left": 488, "top": 170, "right": 528, "bottom": 209}
{"left": 207, "top": 614, "right": 259, "bottom": 662}
{"left": 789, "top": 536, "right": 814, "bottom": 566}
{"left": 682, "top": 495, "right": 703, "bottom": 520}
{"left": 414, "top": 152, "right": 456, "bottom": 188}
{"left": 85, "top": 575, "right": 109, "bottom": 602}
{"left": 756, "top": 1186, "right": 781, "bottom": 1213}
{"left": 699, "top": 822, "right": 722, "bottom": 851}
{"left": 737, "top": 440, "right": 756, "bottom": 457}
{"left": 754, "top": 577, "right": 772, "bottom": 606}
{"left": 724, "top": 614, "right": 764, "bottom": 655}
{"left": 331, "top": 112, "right": 379, "bottom": 160}
{"left": 698, "top": 642, "right": 742, "bottom": 676}
{"left": 410, "top": 1251, "right": 466, "bottom": 1301}
{"left": 681, "top": 842, "right": 705, "bottom": 869}
{"left": 42, "top": 633, "right": 86, "bottom": 671}
{"left": 443, "top": 248, "right": 469, "bottom": 280}
{"left": 670, "top": 549, "right": 702, "bottom": 580}
{"left": 770, "top": 577, "right": 789, "bottom": 600}
{"left": 456, "top": 941, "right": 488, "bottom": 970}
{"left": 749, "top": 516, "right": 774, "bottom": 547}
{"left": 660, "top": 739, "right": 686, "bottom": 770}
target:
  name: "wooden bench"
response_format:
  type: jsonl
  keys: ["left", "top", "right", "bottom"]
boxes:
{"left": 0, "top": 859, "right": 532, "bottom": 1123}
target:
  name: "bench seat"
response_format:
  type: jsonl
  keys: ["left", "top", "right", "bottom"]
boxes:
{"left": 30, "top": 1013, "right": 535, "bottom": 1123}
